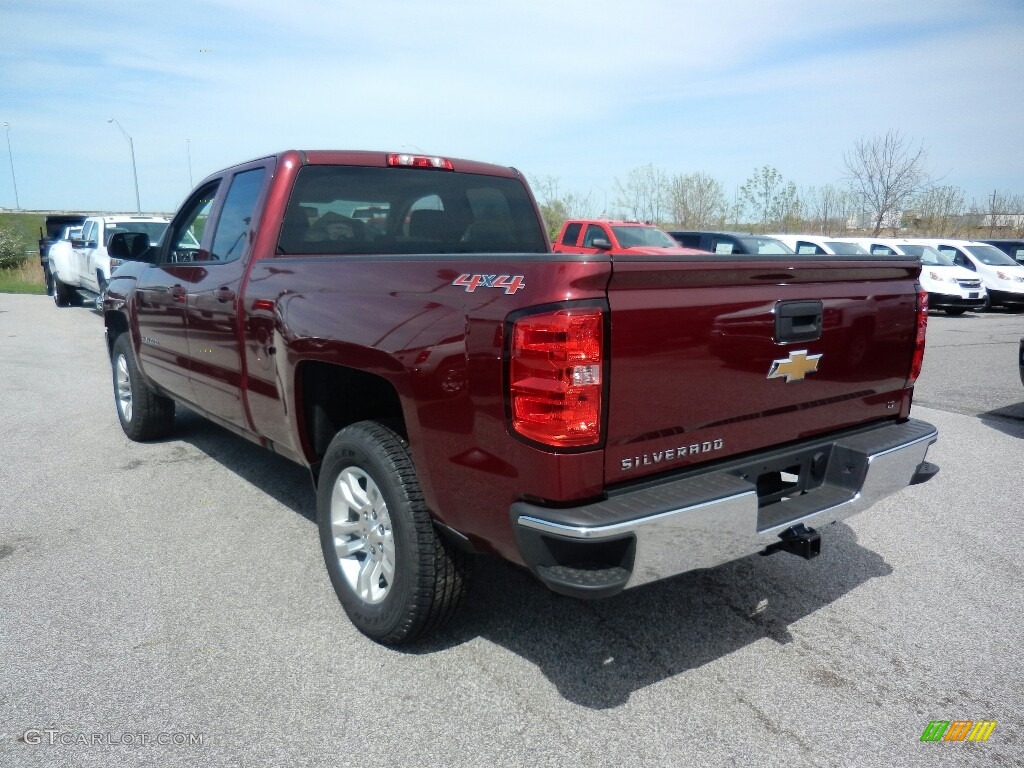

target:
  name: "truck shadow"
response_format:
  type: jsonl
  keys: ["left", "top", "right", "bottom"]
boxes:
{"left": 172, "top": 408, "right": 317, "bottom": 522}
{"left": 416, "top": 526, "right": 892, "bottom": 709}
{"left": 978, "top": 404, "right": 1024, "bottom": 438}
{"left": 170, "top": 410, "right": 892, "bottom": 710}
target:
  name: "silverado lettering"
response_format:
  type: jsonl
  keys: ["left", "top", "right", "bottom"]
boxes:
{"left": 103, "top": 149, "right": 939, "bottom": 646}
{"left": 620, "top": 439, "right": 725, "bottom": 471}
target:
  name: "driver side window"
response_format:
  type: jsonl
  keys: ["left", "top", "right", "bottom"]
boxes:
{"left": 163, "top": 182, "right": 220, "bottom": 263}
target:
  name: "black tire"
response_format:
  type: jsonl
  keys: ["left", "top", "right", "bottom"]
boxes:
{"left": 111, "top": 334, "right": 176, "bottom": 441}
{"left": 317, "top": 421, "right": 472, "bottom": 645}
{"left": 944, "top": 307, "right": 968, "bottom": 316}
{"left": 52, "top": 273, "right": 78, "bottom": 307}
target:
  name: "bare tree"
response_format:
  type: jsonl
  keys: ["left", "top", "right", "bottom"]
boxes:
{"left": 614, "top": 164, "right": 669, "bottom": 224}
{"left": 801, "top": 184, "right": 856, "bottom": 234}
{"left": 843, "top": 130, "right": 931, "bottom": 236}
{"left": 972, "top": 189, "right": 1024, "bottom": 237}
{"left": 667, "top": 172, "right": 727, "bottom": 228}
{"left": 912, "top": 185, "right": 967, "bottom": 236}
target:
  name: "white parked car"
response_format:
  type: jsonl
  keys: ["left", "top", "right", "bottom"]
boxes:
{"left": 901, "top": 238, "right": 1024, "bottom": 311}
{"left": 833, "top": 238, "right": 987, "bottom": 316}
{"left": 51, "top": 215, "right": 169, "bottom": 307}
{"left": 43, "top": 225, "right": 83, "bottom": 293}
{"left": 767, "top": 234, "right": 870, "bottom": 256}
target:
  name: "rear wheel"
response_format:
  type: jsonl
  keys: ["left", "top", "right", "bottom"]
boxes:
{"left": 317, "top": 421, "right": 472, "bottom": 645}
{"left": 52, "top": 273, "right": 78, "bottom": 307}
{"left": 111, "top": 334, "right": 176, "bottom": 441}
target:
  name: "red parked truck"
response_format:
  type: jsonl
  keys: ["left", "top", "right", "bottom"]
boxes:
{"left": 552, "top": 218, "right": 709, "bottom": 256}
{"left": 103, "top": 150, "right": 938, "bottom": 645}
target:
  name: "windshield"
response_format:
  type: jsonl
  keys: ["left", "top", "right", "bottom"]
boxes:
{"left": 899, "top": 244, "right": 955, "bottom": 266}
{"left": 739, "top": 236, "right": 792, "bottom": 254}
{"left": 105, "top": 222, "right": 168, "bottom": 246}
{"left": 826, "top": 241, "right": 868, "bottom": 255}
{"left": 611, "top": 225, "right": 679, "bottom": 248}
{"left": 966, "top": 245, "right": 1019, "bottom": 266}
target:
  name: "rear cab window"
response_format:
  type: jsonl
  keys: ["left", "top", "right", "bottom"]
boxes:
{"left": 277, "top": 166, "right": 546, "bottom": 255}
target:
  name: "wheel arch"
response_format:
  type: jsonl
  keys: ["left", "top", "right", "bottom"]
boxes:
{"left": 297, "top": 360, "right": 408, "bottom": 484}
{"left": 104, "top": 309, "right": 130, "bottom": 358}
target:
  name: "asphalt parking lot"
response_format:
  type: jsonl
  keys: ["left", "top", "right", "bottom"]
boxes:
{"left": 0, "top": 294, "right": 1021, "bottom": 768}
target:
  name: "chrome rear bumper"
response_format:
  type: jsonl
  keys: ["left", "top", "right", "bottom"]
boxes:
{"left": 512, "top": 419, "right": 938, "bottom": 598}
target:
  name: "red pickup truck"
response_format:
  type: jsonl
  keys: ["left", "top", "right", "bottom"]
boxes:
{"left": 103, "top": 150, "right": 938, "bottom": 645}
{"left": 552, "top": 218, "right": 708, "bottom": 256}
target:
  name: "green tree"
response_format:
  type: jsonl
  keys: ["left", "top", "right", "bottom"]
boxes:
{"left": 739, "top": 165, "right": 798, "bottom": 232}
{"left": 0, "top": 226, "right": 28, "bottom": 270}
{"left": 530, "top": 176, "right": 595, "bottom": 240}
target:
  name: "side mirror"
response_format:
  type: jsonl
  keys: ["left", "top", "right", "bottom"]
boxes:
{"left": 590, "top": 237, "right": 611, "bottom": 250}
{"left": 108, "top": 232, "right": 154, "bottom": 264}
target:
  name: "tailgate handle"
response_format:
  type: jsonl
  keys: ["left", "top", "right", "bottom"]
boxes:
{"left": 775, "top": 300, "right": 823, "bottom": 343}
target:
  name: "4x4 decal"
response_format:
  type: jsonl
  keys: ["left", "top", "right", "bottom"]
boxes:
{"left": 452, "top": 274, "right": 525, "bottom": 294}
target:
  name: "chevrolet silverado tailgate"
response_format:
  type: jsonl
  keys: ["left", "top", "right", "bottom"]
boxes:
{"left": 604, "top": 255, "right": 922, "bottom": 482}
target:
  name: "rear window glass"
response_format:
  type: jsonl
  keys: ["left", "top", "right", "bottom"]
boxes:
{"left": 277, "top": 166, "right": 546, "bottom": 255}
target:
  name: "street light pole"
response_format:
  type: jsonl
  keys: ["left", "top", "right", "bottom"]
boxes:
{"left": 1, "top": 121, "right": 20, "bottom": 210}
{"left": 107, "top": 118, "right": 141, "bottom": 212}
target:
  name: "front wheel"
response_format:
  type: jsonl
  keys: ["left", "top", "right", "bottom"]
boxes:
{"left": 317, "top": 421, "right": 472, "bottom": 645}
{"left": 111, "top": 334, "right": 176, "bottom": 441}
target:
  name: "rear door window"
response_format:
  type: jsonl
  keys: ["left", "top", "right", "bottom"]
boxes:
{"left": 561, "top": 222, "right": 582, "bottom": 246}
{"left": 796, "top": 241, "right": 826, "bottom": 255}
{"left": 210, "top": 168, "right": 267, "bottom": 263}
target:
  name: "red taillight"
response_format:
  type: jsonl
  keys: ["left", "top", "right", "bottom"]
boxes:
{"left": 386, "top": 153, "right": 454, "bottom": 170}
{"left": 510, "top": 308, "right": 604, "bottom": 448}
{"left": 908, "top": 288, "right": 928, "bottom": 385}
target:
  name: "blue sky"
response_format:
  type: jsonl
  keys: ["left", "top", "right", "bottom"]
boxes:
{"left": 1, "top": 0, "right": 1022, "bottom": 214}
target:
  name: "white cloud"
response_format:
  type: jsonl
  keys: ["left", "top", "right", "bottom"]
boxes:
{"left": 0, "top": 0, "right": 1020, "bottom": 211}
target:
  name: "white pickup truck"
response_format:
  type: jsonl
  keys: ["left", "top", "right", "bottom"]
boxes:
{"left": 51, "top": 215, "right": 170, "bottom": 307}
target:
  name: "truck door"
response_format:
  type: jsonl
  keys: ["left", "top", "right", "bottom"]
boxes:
{"left": 75, "top": 220, "right": 97, "bottom": 285}
{"left": 134, "top": 183, "right": 220, "bottom": 402}
{"left": 184, "top": 164, "right": 269, "bottom": 430}
{"left": 83, "top": 221, "right": 103, "bottom": 292}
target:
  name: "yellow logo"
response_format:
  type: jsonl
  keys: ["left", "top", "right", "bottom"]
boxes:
{"left": 767, "top": 350, "right": 822, "bottom": 383}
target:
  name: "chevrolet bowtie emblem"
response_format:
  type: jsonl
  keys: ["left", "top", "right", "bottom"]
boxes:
{"left": 767, "top": 350, "right": 822, "bottom": 383}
